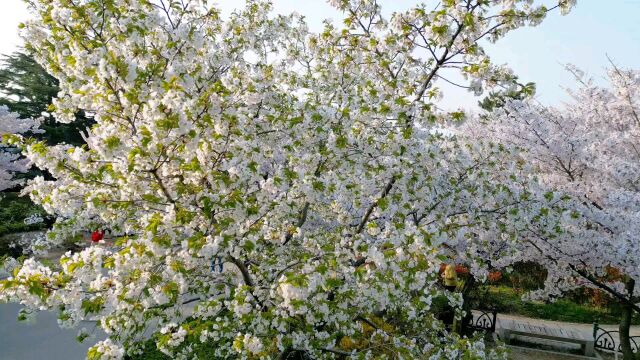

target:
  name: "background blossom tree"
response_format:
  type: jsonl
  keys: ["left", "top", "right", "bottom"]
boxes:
{"left": 1, "top": 0, "right": 575, "bottom": 358}
{"left": 475, "top": 64, "right": 640, "bottom": 359}
{"left": 0, "top": 105, "right": 42, "bottom": 192}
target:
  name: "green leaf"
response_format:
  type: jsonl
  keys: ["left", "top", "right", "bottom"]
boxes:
{"left": 81, "top": 297, "right": 105, "bottom": 315}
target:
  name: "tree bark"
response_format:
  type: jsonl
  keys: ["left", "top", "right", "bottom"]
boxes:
{"left": 619, "top": 277, "right": 637, "bottom": 360}
{"left": 453, "top": 275, "right": 476, "bottom": 335}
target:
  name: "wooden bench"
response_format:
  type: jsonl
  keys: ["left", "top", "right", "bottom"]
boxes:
{"left": 498, "top": 319, "right": 595, "bottom": 357}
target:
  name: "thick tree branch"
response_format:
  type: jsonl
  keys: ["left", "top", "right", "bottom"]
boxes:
{"left": 356, "top": 176, "right": 396, "bottom": 234}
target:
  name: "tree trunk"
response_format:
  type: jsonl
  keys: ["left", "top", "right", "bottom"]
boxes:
{"left": 453, "top": 276, "right": 476, "bottom": 335}
{"left": 619, "top": 278, "right": 636, "bottom": 360}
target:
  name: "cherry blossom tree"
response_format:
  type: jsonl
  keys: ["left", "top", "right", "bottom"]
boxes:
{"left": 1, "top": 0, "right": 575, "bottom": 358}
{"left": 0, "top": 105, "right": 42, "bottom": 192}
{"left": 475, "top": 64, "right": 640, "bottom": 359}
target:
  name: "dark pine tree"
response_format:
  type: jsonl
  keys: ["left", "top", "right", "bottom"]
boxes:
{"left": 0, "top": 51, "right": 93, "bottom": 145}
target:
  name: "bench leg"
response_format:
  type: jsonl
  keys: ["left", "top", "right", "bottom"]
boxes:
{"left": 502, "top": 330, "right": 512, "bottom": 345}
{"left": 584, "top": 341, "right": 595, "bottom": 357}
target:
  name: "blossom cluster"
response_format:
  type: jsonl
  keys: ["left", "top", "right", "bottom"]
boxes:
{"left": 0, "top": 105, "right": 43, "bottom": 191}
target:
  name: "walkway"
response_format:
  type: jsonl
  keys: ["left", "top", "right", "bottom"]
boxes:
{"left": 0, "top": 303, "right": 105, "bottom": 360}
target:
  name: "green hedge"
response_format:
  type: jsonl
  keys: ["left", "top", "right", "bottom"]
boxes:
{"left": 0, "top": 192, "right": 48, "bottom": 256}
{"left": 0, "top": 192, "right": 46, "bottom": 235}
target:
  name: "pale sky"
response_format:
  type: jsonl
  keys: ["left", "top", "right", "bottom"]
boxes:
{"left": 1, "top": 0, "right": 639, "bottom": 110}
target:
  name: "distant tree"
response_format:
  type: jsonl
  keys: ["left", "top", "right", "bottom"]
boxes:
{"left": 475, "top": 64, "right": 640, "bottom": 360}
{"left": 0, "top": 105, "right": 41, "bottom": 192}
{"left": 0, "top": 51, "right": 92, "bottom": 146}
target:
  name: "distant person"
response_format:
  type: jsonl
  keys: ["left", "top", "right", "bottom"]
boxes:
{"left": 443, "top": 263, "right": 458, "bottom": 292}
{"left": 91, "top": 229, "right": 105, "bottom": 243}
{"left": 211, "top": 256, "right": 223, "bottom": 272}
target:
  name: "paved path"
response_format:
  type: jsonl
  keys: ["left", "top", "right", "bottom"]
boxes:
{"left": 0, "top": 303, "right": 105, "bottom": 360}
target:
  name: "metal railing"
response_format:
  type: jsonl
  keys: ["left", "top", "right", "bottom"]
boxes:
{"left": 467, "top": 309, "right": 497, "bottom": 333}
{"left": 593, "top": 323, "right": 640, "bottom": 354}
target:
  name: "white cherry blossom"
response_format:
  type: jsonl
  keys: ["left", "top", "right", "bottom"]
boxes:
{"left": 1, "top": 0, "right": 575, "bottom": 358}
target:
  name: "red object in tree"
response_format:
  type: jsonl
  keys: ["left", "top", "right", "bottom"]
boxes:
{"left": 488, "top": 271, "right": 502, "bottom": 282}
{"left": 455, "top": 264, "right": 469, "bottom": 275}
{"left": 91, "top": 230, "right": 105, "bottom": 242}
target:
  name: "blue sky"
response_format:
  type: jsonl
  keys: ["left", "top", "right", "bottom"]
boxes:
{"left": 2, "top": 0, "right": 639, "bottom": 109}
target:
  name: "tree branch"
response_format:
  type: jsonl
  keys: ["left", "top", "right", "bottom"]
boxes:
{"left": 356, "top": 176, "right": 396, "bottom": 234}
